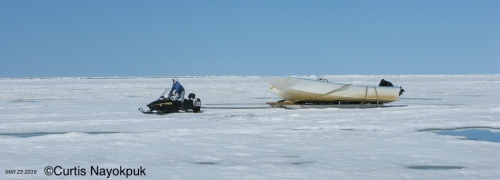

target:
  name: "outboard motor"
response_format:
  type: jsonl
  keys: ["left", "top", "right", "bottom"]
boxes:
{"left": 379, "top": 79, "right": 405, "bottom": 96}
{"left": 379, "top": 79, "right": 394, "bottom": 86}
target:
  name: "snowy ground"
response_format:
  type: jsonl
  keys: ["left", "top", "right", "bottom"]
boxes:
{"left": 0, "top": 75, "right": 499, "bottom": 179}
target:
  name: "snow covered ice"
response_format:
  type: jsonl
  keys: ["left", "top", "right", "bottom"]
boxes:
{"left": 0, "top": 75, "right": 499, "bottom": 179}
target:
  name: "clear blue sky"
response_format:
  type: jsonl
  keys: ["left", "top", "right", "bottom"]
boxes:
{"left": 1, "top": 0, "right": 498, "bottom": 77}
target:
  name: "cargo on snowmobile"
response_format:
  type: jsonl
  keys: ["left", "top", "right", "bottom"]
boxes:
{"left": 139, "top": 93, "right": 201, "bottom": 114}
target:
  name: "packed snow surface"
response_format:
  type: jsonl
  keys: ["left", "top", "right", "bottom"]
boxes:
{"left": 0, "top": 75, "right": 499, "bottom": 179}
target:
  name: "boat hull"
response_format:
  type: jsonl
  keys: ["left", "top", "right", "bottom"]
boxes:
{"left": 262, "top": 76, "right": 401, "bottom": 104}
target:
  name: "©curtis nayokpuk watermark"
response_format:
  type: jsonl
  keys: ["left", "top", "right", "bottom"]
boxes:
{"left": 6, "top": 165, "right": 146, "bottom": 178}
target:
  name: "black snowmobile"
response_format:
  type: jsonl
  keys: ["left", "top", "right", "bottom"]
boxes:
{"left": 139, "top": 93, "right": 201, "bottom": 114}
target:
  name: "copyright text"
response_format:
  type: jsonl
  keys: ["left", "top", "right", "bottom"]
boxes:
{"left": 42, "top": 165, "right": 146, "bottom": 178}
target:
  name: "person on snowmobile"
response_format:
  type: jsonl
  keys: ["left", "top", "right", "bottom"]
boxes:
{"left": 162, "top": 79, "right": 185, "bottom": 109}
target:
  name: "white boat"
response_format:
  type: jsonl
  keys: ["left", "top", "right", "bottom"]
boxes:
{"left": 262, "top": 76, "right": 403, "bottom": 104}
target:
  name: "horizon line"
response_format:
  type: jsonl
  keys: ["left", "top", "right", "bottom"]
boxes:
{"left": 1, "top": 74, "right": 498, "bottom": 80}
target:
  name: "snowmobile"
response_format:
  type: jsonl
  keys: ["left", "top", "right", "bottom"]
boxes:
{"left": 139, "top": 93, "right": 201, "bottom": 114}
